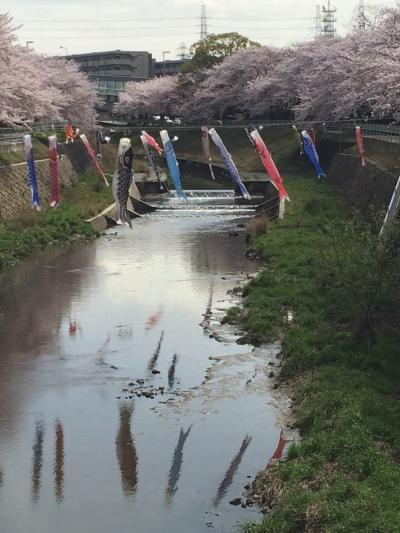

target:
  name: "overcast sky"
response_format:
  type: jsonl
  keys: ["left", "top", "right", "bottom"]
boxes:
{"left": 2, "top": 0, "right": 398, "bottom": 60}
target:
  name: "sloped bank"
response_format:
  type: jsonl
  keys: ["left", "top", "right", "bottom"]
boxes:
{"left": 0, "top": 171, "right": 113, "bottom": 270}
{"left": 237, "top": 177, "right": 400, "bottom": 532}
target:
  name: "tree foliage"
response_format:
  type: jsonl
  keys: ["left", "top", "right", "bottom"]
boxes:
{"left": 320, "top": 218, "right": 400, "bottom": 342}
{"left": 182, "top": 32, "right": 260, "bottom": 73}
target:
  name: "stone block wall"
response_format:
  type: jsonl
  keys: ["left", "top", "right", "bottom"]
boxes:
{"left": 0, "top": 156, "right": 79, "bottom": 219}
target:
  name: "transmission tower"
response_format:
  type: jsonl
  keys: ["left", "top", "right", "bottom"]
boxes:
{"left": 314, "top": 5, "right": 322, "bottom": 37}
{"left": 178, "top": 42, "right": 190, "bottom": 60}
{"left": 322, "top": 0, "right": 337, "bottom": 37}
{"left": 200, "top": 4, "right": 208, "bottom": 41}
{"left": 355, "top": 0, "right": 366, "bottom": 31}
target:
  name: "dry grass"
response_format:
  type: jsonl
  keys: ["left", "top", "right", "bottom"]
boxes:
{"left": 247, "top": 214, "right": 268, "bottom": 236}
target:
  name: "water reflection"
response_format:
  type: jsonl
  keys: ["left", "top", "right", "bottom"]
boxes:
{"left": 0, "top": 468, "right": 3, "bottom": 487}
{"left": 267, "top": 431, "right": 287, "bottom": 469}
{"left": 145, "top": 310, "right": 162, "bottom": 331}
{"left": 0, "top": 246, "right": 96, "bottom": 430}
{"left": 54, "top": 420, "right": 64, "bottom": 503}
{"left": 168, "top": 354, "right": 179, "bottom": 390}
{"left": 165, "top": 427, "right": 192, "bottom": 504}
{"left": 147, "top": 331, "right": 165, "bottom": 374}
{"left": 115, "top": 404, "right": 138, "bottom": 496}
{"left": 31, "top": 421, "right": 45, "bottom": 503}
{"left": 212, "top": 435, "right": 252, "bottom": 508}
{"left": 200, "top": 283, "right": 214, "bottom": 330}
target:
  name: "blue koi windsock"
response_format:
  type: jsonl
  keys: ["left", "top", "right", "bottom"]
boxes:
{"left": 301, "top": 131, "right": 326, "bottom": 178}
{"left": 160, "top": 130, "right": 186, "bottom": 199}
{"left": 23, "top": 134, "right": 41, "bottom": 211}
{"left": 208, "top": 128, "right": 251, "bottom": 200}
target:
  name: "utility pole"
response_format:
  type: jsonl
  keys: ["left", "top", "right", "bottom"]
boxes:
{"left": 355, "top": 0, "right": 366, "bottom": 31}
{"left": 162, "top": 51, "right": 170, "bottom": 76}
{"left": 321, "top": 0, "right": 337, "bottom": 37}
{"left": 26, "top": 40, "right": 34, "bottom": 48}
{"left": 314, "top": 5, "right": 322, "bottom": 37}
{"left": 200, "top": 4, "right": 208, "bottom": 41}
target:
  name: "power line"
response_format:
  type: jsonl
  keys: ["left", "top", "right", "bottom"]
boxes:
{"left": 17, "top": 16, "right": 312, "bottom": 23}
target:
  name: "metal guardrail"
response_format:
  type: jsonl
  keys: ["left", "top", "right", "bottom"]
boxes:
{"left": 327, "top": 122, "right": 400, "bottom": 144}
{"left": 0, "top": 123, "right": 65, "bottom": 152}
{"left": 2, "top": 119, "right": 400, "bottom": 145}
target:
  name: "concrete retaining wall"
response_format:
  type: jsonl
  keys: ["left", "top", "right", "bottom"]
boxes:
{"left": 325, "top": 149, "right": 398, "bottom": 214}
{"left": 0, "top": 156, "right": 79, "bottom": 219}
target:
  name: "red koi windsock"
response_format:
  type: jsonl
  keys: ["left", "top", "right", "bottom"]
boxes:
{"left": 310, "top": 128, "right": 316, "bottom": 145}
{"left": 356, "top": 126, "right": 366, "bottom": 167}
{"left": 249, "top": 129, "right": 290, "bottom": 219}
{"left": 141, "top": 131, "right": 162, "bottom": 155}
{"left": 80, "top": 134, "right": 109, "bottom": 187}
{"left": 49, "top": 135, "right": 59, "bottom": 208}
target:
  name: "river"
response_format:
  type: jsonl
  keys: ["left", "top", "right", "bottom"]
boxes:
{"left": 0, "top": 191, "right": 283, "bottom": 533}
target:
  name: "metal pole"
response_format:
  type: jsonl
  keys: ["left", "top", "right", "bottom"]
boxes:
{"left": 162, "top": 51, "right": 170, "bottom": 76}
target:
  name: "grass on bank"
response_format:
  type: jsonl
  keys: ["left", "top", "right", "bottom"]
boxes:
{"left": 0, "top": 172, "right": 112, "bottom": 270}
{"left": 238, "top": 177, "right": 400, "bottom": 532}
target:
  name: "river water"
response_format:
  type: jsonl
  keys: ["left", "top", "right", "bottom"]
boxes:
{"left": 0, "top": 191, "right": 283, "bottom": 533}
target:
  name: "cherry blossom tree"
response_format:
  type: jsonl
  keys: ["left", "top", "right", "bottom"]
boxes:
{"left": 0, "top": 14, "right": 98, "bottom": 128}
{"left": 115, "top": 76, "right": 179, "bottom": 119}
{"left": 183, "top": 46, "right": 282, "bottom": 121}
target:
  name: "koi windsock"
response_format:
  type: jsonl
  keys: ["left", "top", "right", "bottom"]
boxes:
{"left": 141, "top": 130, "right": 162, "bottom": 155}
{"left": 301, "top": 130, "right": 326, "bottom": 179}
{"left": 208, "top": 128, "right": 251, "bottom": 200}
{"left": 48, "top": 135, "right": 60, "bottom": 208}
{"left": 292, "top": 125, "right": 303, "bottom": 155}
{"left": 355, "top": 126, "right": 366, "bottom": 167}
{"left": 381, "top": 175, "right": 400, "bottom": 234}
{"left": 249, "top": 129, "right": 289, "bottom": 219}
{"left": 80, "top": 134, "right": 109, "bottom": 187}
{"left": 23, "top": 134, "right": 41, "bottom": 211}
{"left": 65, "top": 123, "right": 74, "bottom": 144}
{"left": 140, "top": 132, "right": 162, "bottom": 186}
{"left": 113, "top": 138, "right": 134, "bottom": 228}
{"left": 310, "top": 127, "right": 316, "bottom": 145}
{"left": 201, "top": 127, "right": 215, "bottom": 180}
{"left": 159, "top": 130, "right": 186, "bottom": 199}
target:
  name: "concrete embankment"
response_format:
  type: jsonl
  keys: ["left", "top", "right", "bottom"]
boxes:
{"left": 319, "top": 137, "right": 400, "bottom": 214}
{"left": 0, "top": 157, "right": 79, "bottom": 219}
